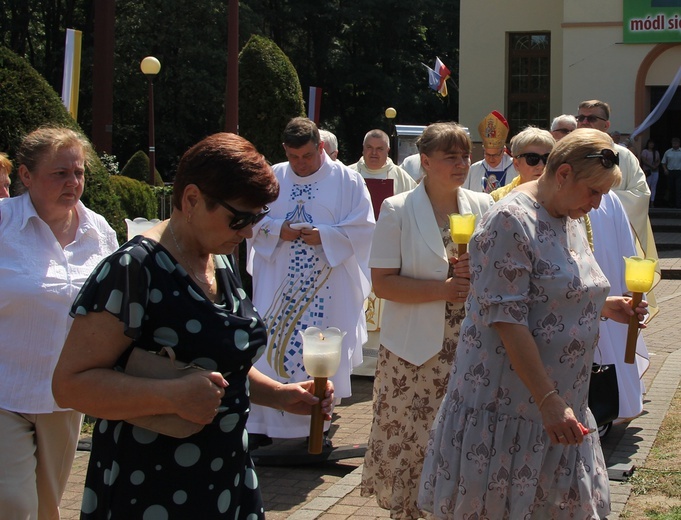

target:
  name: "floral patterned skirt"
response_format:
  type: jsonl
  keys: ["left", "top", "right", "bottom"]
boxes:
{"left": 360, "top": 306, "right": 464, "bottom": 520}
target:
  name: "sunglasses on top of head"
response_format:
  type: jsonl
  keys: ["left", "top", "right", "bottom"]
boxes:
{"left": 516, "top": 152, "right": 550, "bottom": 166}
{"left": 584, "top": 149, "right": 619, "bottom": 169}
{"left": 216, "top": 200, "right": 270, "bottom": 230}
{"left": 575, "top": 114, "right": 608, "bottom": 124}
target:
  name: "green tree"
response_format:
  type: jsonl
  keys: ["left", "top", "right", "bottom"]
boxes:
{"left": 109, "top": 0, "right": 230, "bottom": 177}
{"left": 1, "top": 0, "right": 462, "bottom": 173}
{"left": 0, "top": 44, "right": 126, "bottom": 240}
{"left": 238, "top": 35, "right": 305, "bottom": 164}
{"left": 0, "top": 1, "right": 89, "bottom": 89}
{"left": 250, "top": 0, "right": 461, "bottom": 160}
{"left": 120, "top": 150, "right": 164, "bottom": 186}
{"left": 109, "top": 175, "right": 158, "bottom": 221}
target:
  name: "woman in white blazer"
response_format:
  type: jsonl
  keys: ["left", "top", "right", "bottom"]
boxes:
{"left": 361, "top": 122, "right": 494, "bottom": 519}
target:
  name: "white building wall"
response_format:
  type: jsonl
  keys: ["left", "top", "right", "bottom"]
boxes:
{"left": 563, "top": 0, "right": 620, "bottom": 22}
{"left": 647, "top": 47, "right": 681, "bottom": 85}
{"left": 561, "top": 25, "right": 652, "bottom": 133}
{"left": 459, "top": 0, "right": 563, "bottom": 133}
{"left": 459, "top": 0, "right": 677, "bottom": 140}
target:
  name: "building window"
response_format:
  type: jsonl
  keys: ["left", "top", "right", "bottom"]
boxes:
{"left": 507, "top": 33, "right": 551, "bottom": 134}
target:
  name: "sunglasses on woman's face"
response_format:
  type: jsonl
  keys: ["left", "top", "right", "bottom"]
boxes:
{"left": 217, "top": 200, "right": 270, "bottom": 230}
{"left": 516, "top": 152, "right": 550, "bottom": 166}
{"left": 585, "top": 149, "right": 619, "bottom": 169}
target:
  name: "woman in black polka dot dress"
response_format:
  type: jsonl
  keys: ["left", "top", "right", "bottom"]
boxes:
{"left": 53, "top": 133, "right": 335, "bottom": 519}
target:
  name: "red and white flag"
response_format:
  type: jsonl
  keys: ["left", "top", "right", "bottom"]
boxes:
{"left": 434, "top": 57, "right": 451, "bottom": 97}
{"left": 422, "top": 57, "right": 451, "bottom": 97}
{"left": 308, "top": 86, "right": 322, "bottom": 123}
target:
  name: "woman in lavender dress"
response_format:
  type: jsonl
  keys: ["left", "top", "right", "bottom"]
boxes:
{"left": 419, "top": 129, "right": 649, "bottom": 519}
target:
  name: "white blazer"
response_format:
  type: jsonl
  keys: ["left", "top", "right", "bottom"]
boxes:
{"left": 370, "top": 182, "right": 494, "bottom": 365}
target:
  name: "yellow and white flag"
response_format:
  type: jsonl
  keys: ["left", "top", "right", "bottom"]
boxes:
{"left": 61, "top": 29, "right": 82, "bottom": 119}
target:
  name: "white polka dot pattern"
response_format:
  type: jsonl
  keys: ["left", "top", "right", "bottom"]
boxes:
{"left": 71, "top": 237, "right": 267, "bottom": 518}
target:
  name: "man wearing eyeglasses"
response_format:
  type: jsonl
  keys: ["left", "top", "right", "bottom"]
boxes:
{"left": 576, "top": 100, "right": 656, "bottom": 432}
{"left": 246, "top": 117, "right": 375, "bottom": 447}
{"left": 550, "top": 114, "right": 577, "bottom": 141}
{"left": 576, "top": 100, "right": 655, "bottom": 255}
{"left": 462, "top": 111, "right": 518, "bottom": 193}
{"left": 577, "top": 99, "right": 659, "bottom": 323}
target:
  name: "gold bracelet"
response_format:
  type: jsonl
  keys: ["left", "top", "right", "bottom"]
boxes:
{"left": 538, "top": 389, "right": 558, "bottom": 411}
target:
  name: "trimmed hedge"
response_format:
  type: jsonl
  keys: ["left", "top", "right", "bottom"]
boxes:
{"left": 109, "top": 175, "right": 158, "bottom": 221}
{"left": 120, "top": 150, "right": 165, "bottom": 186}
{"left": 239, "top": 35, "right": 305, "bottom": 165}
{"left": 0, "top": 45, "right": 126, "bottom": 241}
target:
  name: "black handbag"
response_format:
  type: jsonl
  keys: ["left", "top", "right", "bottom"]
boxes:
{"left": 588, "top": 362, "right": 619, "bottom": 426}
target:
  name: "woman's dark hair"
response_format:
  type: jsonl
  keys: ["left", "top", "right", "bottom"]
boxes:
{"left": 172, "top": 133, "right": 279, "bottom": 210}
{"left": 645, "top": 139, "right": 656, "bottom": 149}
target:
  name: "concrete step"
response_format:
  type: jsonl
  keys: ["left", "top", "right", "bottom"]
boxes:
{"left": 653, "top": 237, "right": 681, "bottom": 252}
{"left": 649, "top": 209, "right": 681, "bottom": 254}
{"left": 658, "top": 251, "right": 681, "bottom": 279}
{"left": 652, "top": 223, "right": 681, "bottom": 234}
{"left": 649, "top": 208, "right": 681, "bottom": 218}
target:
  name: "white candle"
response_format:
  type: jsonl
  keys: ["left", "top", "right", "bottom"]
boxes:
{"left": 303, "top": 350, "right": 341, "bottom": 377}
{"left": 300, "top": 327, "right": 344, "bottom": 377}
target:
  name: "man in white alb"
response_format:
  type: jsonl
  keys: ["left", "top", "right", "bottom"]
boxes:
{"left": 349, "top": 129, "right": 416, "bottom": 194}
{"left": 246, "top": 117, "right": 375, "bottom": 443}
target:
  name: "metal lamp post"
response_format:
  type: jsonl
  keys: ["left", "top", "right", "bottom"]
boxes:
{"left": 385, "top": 107, "right": 397, "bottom": 163}
{"left": 140, "top": 56, "right": 161, "bottom": 185}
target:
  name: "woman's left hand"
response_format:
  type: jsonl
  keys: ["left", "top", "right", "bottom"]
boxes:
{"left": 277, "top": 379, "right": 335, "bottom": 419}
{"left": 602, "top": 296, "right": 649, "bottom": 326}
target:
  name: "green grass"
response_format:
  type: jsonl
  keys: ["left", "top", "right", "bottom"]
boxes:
{"left": 644, "top": 507, "right": 681, "bottom": 519}
{"left": 622, "top": 387, "right": 681, "bottom": 518}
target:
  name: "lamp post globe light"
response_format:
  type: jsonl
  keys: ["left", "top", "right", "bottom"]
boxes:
{"left": 140, "top": 56, "right": 161, "bottom": 185}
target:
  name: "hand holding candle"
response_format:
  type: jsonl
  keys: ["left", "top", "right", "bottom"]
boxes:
{"left": 301, "top": 327, "right": 345, "bottom": 454}
{"left": 449, "top": 213, "right": 476, "bottom": 257}
{"left": 623, "top": 256, "right": 657, "bottom": 364}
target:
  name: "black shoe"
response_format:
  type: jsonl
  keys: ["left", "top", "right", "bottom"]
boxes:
{"left": 248, "top": 433, "right": 273, "bottom": 451}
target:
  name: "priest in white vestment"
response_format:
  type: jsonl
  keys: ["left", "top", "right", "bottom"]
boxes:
{"left": 247, "top": 117, "right": 375, "bottom": 440}
{"left": 349, "top": 129, "right": 417, "bottom": 194}
{"left": 350, "top": 129, "right": 416, "bottom": 335}
{"left": 589, "top": 192, "right": 650, "bottom": 427}
{"left": 576, "top": 100, "right": 659, "bottom": 317}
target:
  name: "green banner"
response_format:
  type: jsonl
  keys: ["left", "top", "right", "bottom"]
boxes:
{"left": 623, "top": 0, "right": 681, "bottom": 43}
